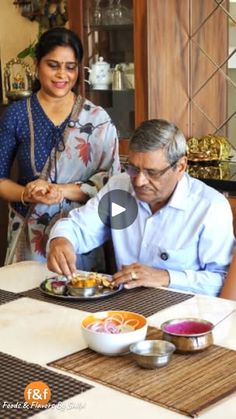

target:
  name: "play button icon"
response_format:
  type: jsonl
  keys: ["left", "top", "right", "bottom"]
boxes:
{"left": 98, "top": 190, "right": 138, "bottom": 230}
{"left": 111, "top": 202, "right": 126, "bottom": 217}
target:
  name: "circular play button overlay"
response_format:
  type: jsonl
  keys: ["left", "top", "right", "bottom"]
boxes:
{"left": 98, "top": 190, "right": 138, "bottom": 230}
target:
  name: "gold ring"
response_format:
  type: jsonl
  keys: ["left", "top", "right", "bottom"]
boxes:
{"left": 131, "top": 271, "right": 137, "bottom": 280}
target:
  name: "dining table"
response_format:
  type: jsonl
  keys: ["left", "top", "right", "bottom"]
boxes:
{"left": 0, "top": 260, "right": 236, "bottom": 419}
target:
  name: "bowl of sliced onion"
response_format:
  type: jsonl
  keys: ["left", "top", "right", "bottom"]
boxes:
{"left": 81, "top": 310, "right": 148, "bottom": 356}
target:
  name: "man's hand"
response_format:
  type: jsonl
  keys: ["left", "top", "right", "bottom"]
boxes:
{"left": 47, "top": 237, "right": 76, "bottom": 278}
{"left": 112, "top": 263, "right": 170, "bottom": 289}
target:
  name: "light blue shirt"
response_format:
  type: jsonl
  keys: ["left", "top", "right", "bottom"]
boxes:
{"left": 49, "top": 172, "right": 235, "bottom": 296}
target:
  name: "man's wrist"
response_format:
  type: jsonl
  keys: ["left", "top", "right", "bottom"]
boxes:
{"left": 163, "top": 270, "right": 170, "bottom": 287}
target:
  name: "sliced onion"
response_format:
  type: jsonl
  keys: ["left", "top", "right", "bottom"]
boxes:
{"left": 87, "top": 321, "right": 104, "bottom": 333}
{"left": 104, "top": 321, "right": 120, "bottom": 334}
{"left": 118, "top": 324, "right": 134, "bottom": 333}
{"left": 85, "top": 314, "right": 139, "bottom": 334}
{"left": 124, "top": 319, "right": 140, "bottom": 329}
{"left": 106, "top": 314, "right": 124, "bottom": 325}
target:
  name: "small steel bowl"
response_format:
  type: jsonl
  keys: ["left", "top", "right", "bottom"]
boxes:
{"left": 161, "top": 318, "right": 214, "bottom": 354}
{"left": 67, "top": 282, "right": 97, "bottom": 297}
{"left": 51, "top": 280, "right": 67, "bottom": 295}
{"left": 129, "top": 340, "right": 176, "bottom": 369}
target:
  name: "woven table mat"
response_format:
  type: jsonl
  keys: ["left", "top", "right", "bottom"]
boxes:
{"left": 49, "top": 327, "right": 236, "bottom": 418}
{"left": 0, "top": 289, "right": 22, "bottom": 306}
{"left": 22, "top": 287, "right": 194, "bottom": 317}
{"left": 0, "top": 351, "right": 93, "bottom": 418}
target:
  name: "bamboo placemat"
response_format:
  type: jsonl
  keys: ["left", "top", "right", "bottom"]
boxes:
{"left": 0, "top": 351, "right": 93, "bottom": 418}
{"left": 0, "top": 289, "right": 22, "bottom": 306}
{"left": 49, "top": 328, "right": 236, "bottom": 418}
{"left": 22, "top": 287, "right": 194, "bottom": 317}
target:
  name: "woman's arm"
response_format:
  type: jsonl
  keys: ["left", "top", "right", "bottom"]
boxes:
{"left": 0, "top": 179, "right": 24, "bottom": 202}
{"left": 0, "top": 176, "right": 90, "bottom": 206}
{"left": 24, "top": 180, "right": 90, "bottom": 205}
{"left": 220, "top": 253, "right": 236, "bottom": 300}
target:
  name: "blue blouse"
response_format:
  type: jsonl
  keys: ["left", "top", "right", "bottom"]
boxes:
{"left": 0, "top": 94, "right": 69, "bottom": 215}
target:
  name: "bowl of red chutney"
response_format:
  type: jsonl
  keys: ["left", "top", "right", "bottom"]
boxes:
{"left": 160, "top": 318, "right": 214, "bottom": 353}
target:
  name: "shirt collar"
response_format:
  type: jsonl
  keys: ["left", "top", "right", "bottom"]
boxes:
{"left": 167, "top": 173, "right": 189, "bottom": 210}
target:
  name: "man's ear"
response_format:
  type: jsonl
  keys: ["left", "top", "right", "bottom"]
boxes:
{"left": 177, "top": 156, "right": 188, "bottom": 174}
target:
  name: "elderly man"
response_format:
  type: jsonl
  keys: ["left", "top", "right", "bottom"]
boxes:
{"left": 47, "top": 119, "right": 235, "bottom": 296}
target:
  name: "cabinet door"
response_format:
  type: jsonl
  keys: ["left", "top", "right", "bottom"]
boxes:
{"left": 147, "top": 0, "right": 228, "bottom": 140}
{"left": 67, "top": 0, "right": 148, "bottom": 141}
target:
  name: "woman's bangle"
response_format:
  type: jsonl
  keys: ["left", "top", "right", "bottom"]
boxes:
{"left": 21, "top": 189, "right": 28, "bottom": 206}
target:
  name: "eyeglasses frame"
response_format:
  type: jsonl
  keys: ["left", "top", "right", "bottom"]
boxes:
{"left": 123, "top": 160, "right": 179, "bottom": 181}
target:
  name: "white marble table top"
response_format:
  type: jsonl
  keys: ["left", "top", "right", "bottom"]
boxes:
{"left": 0, "top": 261, "right": 236, "bottom": 418}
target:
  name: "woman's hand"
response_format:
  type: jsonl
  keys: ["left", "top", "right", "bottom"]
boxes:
{"left": 25, "top": 179, "right": 50, "bottom": 196}
{"left": 23, "top": 181, "right": 89, "bottom": 205}
{"left": 112, "top": 263, "right": 170, "bottom": 289}
{"left": 24, "top": 181, "right": 64, "bottom": 205}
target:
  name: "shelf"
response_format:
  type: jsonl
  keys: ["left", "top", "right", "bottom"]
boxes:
{"left": 84, "top": 23, "right": 133, "bottom": 31}
{"left": 77, "top": 0, "right": 136, "bottom": 140}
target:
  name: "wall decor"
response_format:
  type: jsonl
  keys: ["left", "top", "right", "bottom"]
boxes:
{"left": 13, "top": 0, "right": 68, "bottom": 28}
{"left": 4, "top": 57, "right": 34, "bottom": 101}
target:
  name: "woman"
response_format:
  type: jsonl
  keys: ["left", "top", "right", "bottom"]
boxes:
{"left": 0, "top": 27, "right": 120, "bottom": 269}
{"left": 220, "top": 254, "right": 236, "bottom": 300}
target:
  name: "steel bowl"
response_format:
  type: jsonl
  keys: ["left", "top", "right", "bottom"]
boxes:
{"left": 161, "top": 318, "right": 214, "bottom": 354}
{"left": 129, "top": 340, "right": 176, "bottom": 369}
{"left": 67, "top": 282, "right": 97, "bottom": 297}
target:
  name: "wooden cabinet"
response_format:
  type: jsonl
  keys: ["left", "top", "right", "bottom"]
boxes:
{"left": 147, "top": 0, "right": 228, "bottom": 140}
{"left": 68, "top": 0, "right": 228, "bottom": 147}
{"left": 67, "top": 0, "right": 148, "bottom": 144}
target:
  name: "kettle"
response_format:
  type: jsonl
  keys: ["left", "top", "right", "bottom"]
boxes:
{"left": 114, "top": 63, "right": 135, "bottom": 89}
{"left": 85, "top": 57, "right": 111, "bottom": 90}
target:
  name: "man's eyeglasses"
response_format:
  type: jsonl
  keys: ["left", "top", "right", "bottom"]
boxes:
{"left": 123, "top": 160, "right": 178, "bottom": 180}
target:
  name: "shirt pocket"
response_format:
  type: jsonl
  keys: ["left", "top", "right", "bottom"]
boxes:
{"left": 153, "top": 243, "right": 199, "bottom": 271}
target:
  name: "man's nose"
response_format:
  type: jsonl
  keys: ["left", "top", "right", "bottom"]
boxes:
{"left": 133, "top": 171, "right": 149, "bottom": 186}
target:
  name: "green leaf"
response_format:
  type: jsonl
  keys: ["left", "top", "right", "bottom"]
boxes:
{"left": 17, "top": 42, "right": 36, "bottom": 59}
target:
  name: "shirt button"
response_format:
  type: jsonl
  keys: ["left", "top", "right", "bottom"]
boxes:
{"left": 160, "top": 252, "right": 169, "bottom": 261}
{"left": 68, "top": 120, "right": 75, "bottom": 128}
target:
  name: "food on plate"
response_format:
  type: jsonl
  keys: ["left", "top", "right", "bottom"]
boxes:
{"left": 70, "top": 272, "right": 114, "bottom": 289}
{"left": 43, "top": 271, "right": 116, "bottom": 298}
{"left": 70, "top": 275, "right": 97, "bottom": 288}
{"left": 44, "top": 278, "right": 67, "bottom": 295}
